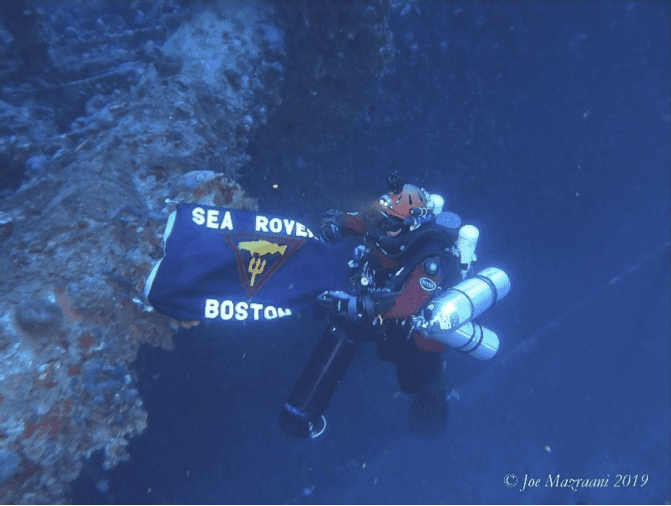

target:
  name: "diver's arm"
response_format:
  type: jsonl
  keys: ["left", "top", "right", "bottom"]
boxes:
{"left": 318, "top": 210, "right": 367, "bottom": 242}
{"left": 338, "top": 212, "right": 367, "bottom": 235}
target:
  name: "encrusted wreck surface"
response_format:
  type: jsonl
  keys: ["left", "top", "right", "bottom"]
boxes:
{"left": 0, "top": 1, "right": 276, "bottom": 502}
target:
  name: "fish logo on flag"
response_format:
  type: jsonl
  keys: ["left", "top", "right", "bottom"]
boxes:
{"left": 227, "top": 236, "right": 305, "bottom": 297}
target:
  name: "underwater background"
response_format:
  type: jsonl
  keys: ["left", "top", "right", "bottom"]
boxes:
{"left": 1, "top": 1, "right": 669, "bottom": 504}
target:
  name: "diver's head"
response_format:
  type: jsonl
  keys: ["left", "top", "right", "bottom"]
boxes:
{"left": 376, "top": 182, "right": 433, "bottom": 235}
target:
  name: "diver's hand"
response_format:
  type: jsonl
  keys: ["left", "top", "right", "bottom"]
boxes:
{"left": 366, "top": 288, "right": 397, "bottom": 314}
{"left": 318, "top": 212, "right": 342, "bottom": 242}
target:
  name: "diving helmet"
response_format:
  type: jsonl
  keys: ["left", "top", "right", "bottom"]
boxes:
{"left": 377, "top": 177, "right": 434, "bottom": 232}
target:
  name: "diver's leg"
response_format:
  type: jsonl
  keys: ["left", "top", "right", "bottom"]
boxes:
{"left": 397, "top": 339, "right": 448, "bottom": 438}
{"left": 396, "top": 337, "right": 432, "bottom": 393}
{"left": 377, "top": 322, "right": 406, "bottom": 363}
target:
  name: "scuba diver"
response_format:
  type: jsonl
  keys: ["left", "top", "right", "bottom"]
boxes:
{"left": 279, "top": 172, "right": 509, "bottom": 439}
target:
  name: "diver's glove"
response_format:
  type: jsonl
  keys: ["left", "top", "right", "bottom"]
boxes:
{"left": 317, "top": 210, "right": 343, "bottom": 243}
{"left": 317, "top": 289, "right": 397, "bottom": 322}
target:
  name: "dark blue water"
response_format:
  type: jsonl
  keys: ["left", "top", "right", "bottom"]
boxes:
{"left": 71, "top": 2, "right": 670, "bottom": 504}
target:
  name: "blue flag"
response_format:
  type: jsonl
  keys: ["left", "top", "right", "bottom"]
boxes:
{"left": 145, "top": 203, "right": 349, "bottom": 323}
